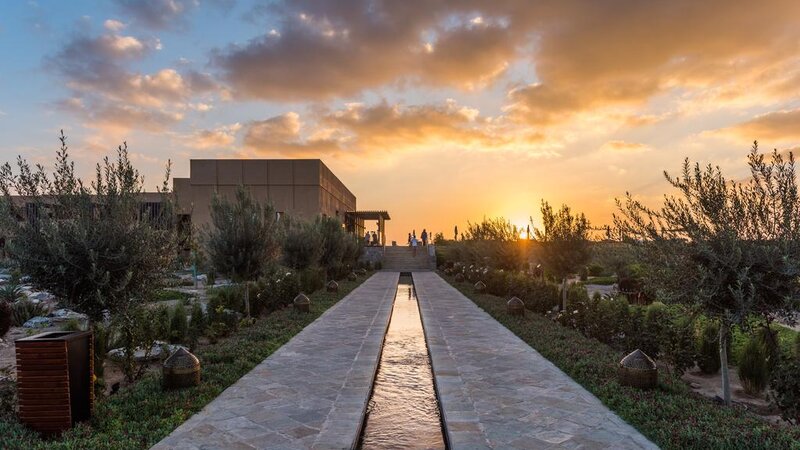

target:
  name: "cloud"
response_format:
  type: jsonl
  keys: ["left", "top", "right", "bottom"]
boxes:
{"left": 103, "top": 19, "right": 126, "bottom": 32}
{"left": 48, "top": 28, "right": 220, "bottom": 132}
{"left": 721, "top": 109, "right": 800, "bottom": 142}
{"left": 211, "top": 0, "right": 800, "bottom": 131}
{"left": 184, "top": 123, "right": 241, "bottom": 149}
{"left": 114, "top": 0, "right": 196, "bottom": 30}
{"left": 212, "top": 1, "right": 521, "bottom": 100}
{"left": 600, "top": 140, "right": 651, "bottom": 153}
{"left": 241, "top": 100, "right": 554, "bottom": 158}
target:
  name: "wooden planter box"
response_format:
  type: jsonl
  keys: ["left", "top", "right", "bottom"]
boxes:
{"left": 15, "top": 331, "right": 94, "bottom": 434}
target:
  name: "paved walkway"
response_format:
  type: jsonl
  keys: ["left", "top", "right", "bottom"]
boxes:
{"left": 413, "top": 272, "right": 658, "bottom": 449}
{"left": 153, "top": 272, "right": 399, "bottom": 450}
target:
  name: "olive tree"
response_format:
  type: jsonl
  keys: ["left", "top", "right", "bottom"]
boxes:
{"left": 0, "top": 131, "right": 177, "bottom": 380}
{"left": 614, "top": 143, "right": 800, "bottom": 406}
{"left": 534, "top": 201, "right": 591, "bottom": 311}
{"left": 204, "top": 186, "right": 282, "bottom": 317}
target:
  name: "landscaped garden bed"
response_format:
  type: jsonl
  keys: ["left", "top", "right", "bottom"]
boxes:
{"left": 442, "top": 273, "right": 800, "bottom": 450}
{"left": 0, "top": 273, "right": 372, "bottom": 450}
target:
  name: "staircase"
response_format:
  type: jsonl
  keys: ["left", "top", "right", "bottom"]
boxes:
{"left": 382, "top": 246, "right": 436, "bottom": 270}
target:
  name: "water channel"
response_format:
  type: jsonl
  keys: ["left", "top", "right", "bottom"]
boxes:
{"left": 358, "top": 275, "right": 446, "bottom": 449}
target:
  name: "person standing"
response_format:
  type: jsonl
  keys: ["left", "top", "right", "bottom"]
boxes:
{"left": 407, "top": 232, "right": 412, "bottom": 246}
{"left": 411, "top": 233, "right": 418, "bottom": 257}
{"left": 364, "top": 231, "right": 370, "bottom": 246}
{"left": 421, "top": 229, "right": 428, "bottom": 246}
{"left": 454, "top": 225, "right": 458, "bottom": 241}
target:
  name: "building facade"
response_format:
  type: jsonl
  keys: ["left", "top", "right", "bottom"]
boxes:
{"left": 173, "top": 159, "right": 357, "bottom": 230}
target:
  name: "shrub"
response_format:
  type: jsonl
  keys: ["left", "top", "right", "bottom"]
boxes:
{"left": 640, "top": 302, "right": 668, "bottom": 359}
{"left": 11, "top": 299, "right": 47, "bottom": 327}
{"left": 253, "top": 268, "right": 302, "bottom": 314}
{"left": 0, "top": 301, "right": 10, "bottom": 337}
{"left": 587, "top": 264, "right": 605, "bottom": 277}
{"left": 698, "top": 321, "right": 721, "bottom": 374}
{"left": 795, "top": 333, "right": 800, "bottom": 360}
{"left": 298, "top": 266, "right": 326, "bottom": 293}
{"left": 169, "top": 304, "right": 188, "bottom": 344}
{"left": 187, "top": 303, "right": 206, "bottom": 350}
{"left": 154, "top": 305, "right": 171, "bottom": 341}
{"left": 662, "top": 316, "right": 697, "bottom": 376}
{"left": 585, "top": 295, "right": 629, "bottom": 346}
{"left": 60, "top": 319, "right": 82, "bottom": 332}
{"left": 0, "top": 283, "right": 23, "bottom": 303}
{"left": 738, "top": 336, "right": 769, "bottom": 395}
{"left": 282, "top": 220, "right": 322, "bottom": 270}
{"left": 623, "top": 305, "right": 647, "bottom": 352}
{"left": 769, "top": 355, "right": 800, "bottom": 424}
{"left": 208, "top": 285, "right": 244, "bottom": 315}
{"left": 755, "top": 325, "right": 781, "bottom": 373}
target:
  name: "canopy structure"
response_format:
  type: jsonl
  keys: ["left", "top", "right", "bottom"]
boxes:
{"left": 345, "top": 210, "right": 391, "bottom": 246}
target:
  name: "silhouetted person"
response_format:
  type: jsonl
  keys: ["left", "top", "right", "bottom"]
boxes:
{"left": 411, "top": 234, "right": 418, "bottom": 257}
{"left": 421, "top": 229, "right": 428, "bottom": 246}
{"left": 454, "top": 225, "right": 458, "bottom": 241}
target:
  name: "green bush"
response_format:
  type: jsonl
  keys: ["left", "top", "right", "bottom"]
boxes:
{"left": 208, "top": 285, "right": 244, "bottom": 316}
{"left": 254, "top": 268, "right": 301, "bottom": 313}
{"left": 585, "top": 295, "right": 630, "bottom": 346}
{"left": 186, "top": 304, "right": 206, "bottom": 350}
{"left": 298, "top": 266, "right": 326, "bottom": 293}
{"left": 60, "top": 319, "right": 82, "bottom": 332}
{"left": 641, "top": 302, "right": 669, "bottom": 359}
{"left": 169, "top": 304, "right": 188, "bottom": 344}
{"left": 11, "top": 299, "right": 47, "bottom": 327}
{"left": 698, "top": 321, "right": 721, "bottom": 374}
{"left": 738, "top": 336, "right": 769, "bottom": 395}
{"left": 769, "top": 355, "right": 800, "bottom": 424}
{"left": 795, "top": 333, "right": 800, "bottom": 360}
{"left": 282, "top": 220, "right": 322, "bottom": 270}
{"left": 587, "top": 264, "right": 605, "bottom": 277}
{"left": 0, "top": 284, "right": 24, "bottom": 303}
{"left": 662, "top": 316, "right": 697, "bottom": 376}
{"left": 154, "top": 305, "right": 171, "bottom": 341}
{"left": 444, "top": 274, "right": 800, "bottom": 449}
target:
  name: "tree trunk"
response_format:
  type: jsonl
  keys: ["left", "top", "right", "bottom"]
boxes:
{"left": 561, "top": 277, "right": 568, "bottom": 311}
{"left": 719, "top": 319, "right": 731, "bottom": 406}
{"left": 243, "top": 281, "right": 251, "bottom": 318}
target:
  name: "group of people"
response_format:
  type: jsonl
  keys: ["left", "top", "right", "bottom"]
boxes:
{"left": 363, "top": 230, "right": 380, "bottom": 246}
{"left": 407, "top": 229, "right": 429, "bottom": 256}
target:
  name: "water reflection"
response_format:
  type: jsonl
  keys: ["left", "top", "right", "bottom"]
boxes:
{"left": 359, "top": 277, "right": 445, "bottom": 449}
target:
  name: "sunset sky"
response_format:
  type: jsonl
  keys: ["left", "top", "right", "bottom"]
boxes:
{"left": 2, "top": 0, "right": 800, "bottom": 241}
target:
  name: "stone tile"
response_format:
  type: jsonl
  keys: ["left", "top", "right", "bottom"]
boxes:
{"left": 413, "top": 272, "right": 658, "bottom": 450}
{"left": 152, "top": 272, "right": 399, "bottom": 450}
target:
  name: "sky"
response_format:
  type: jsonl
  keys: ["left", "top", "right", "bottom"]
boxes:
{"left": 1, "top": 0, "right": 800, "bottom": 242}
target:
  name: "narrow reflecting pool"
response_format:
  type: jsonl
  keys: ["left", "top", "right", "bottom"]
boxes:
{"left": 359, "top": 275, "right": 446, "bottom": 449}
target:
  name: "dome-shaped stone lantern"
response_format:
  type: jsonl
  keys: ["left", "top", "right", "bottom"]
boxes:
{"left": 348, "top": 272, "right": 357, "bottom": 281}
{"left": 357, "top": 268, "right": 367, "bottom": 276}
{"left": 163, "top": 348, "right": 200, "bottom": 389}
{"left": 618, "top": 349, "right": 658, "bottom": 389}
{"left": 474, "top": 281, "right": 486, "bottom": 292}
{"left": 454, "top": 273, "right": 465, "bottom": 282}
{"left": 326, "top": 280, "right": 339, "bottom": 293}
{"left": 506, "top": 296, "right": 525, "bottom": 316}
{"left": 294, "top": 293, "right": 311, "bottom": 313}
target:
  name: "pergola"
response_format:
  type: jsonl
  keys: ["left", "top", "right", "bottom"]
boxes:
{"left": 345, "top": 210, "right": 391, "bottom": 246}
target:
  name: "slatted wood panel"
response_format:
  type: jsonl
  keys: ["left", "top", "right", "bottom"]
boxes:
{"left": 16, "top": 340, "right": 72, "bottom": 433}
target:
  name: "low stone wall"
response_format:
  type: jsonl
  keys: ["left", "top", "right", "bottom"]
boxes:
{"left": 360, "top": 246, "right": 384, "bottom": 266}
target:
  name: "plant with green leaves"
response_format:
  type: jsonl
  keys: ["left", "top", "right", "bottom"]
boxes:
{"left": 534, "top": 201, "right": 591, "bottom": 311}
{"left": 738, "top": 336, "right": 769, "bottom": 395}
{"left": 614, "top": 143, "right": 800, "bottom": 405}
{"left": 204, "top": 185, "right": 282, "bottom": 317}
{"left": 0, "top": 131, "right": 177, "bottom": 381}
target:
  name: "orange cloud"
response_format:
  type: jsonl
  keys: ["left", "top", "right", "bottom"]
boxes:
{"left": 721, "top": 109, "right": 800, "bottom": 142}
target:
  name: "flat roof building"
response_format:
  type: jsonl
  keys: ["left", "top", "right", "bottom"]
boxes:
{"left": 173, "top": 159, "right": 357, "bottom": 231}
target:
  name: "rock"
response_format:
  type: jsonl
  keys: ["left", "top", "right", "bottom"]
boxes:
{"left": 107, "top": 341, "right": 187, "bottom": 363}
{"left": 347, "top": 272, "right": 357, "bottom": 281}
{"left": 49, "top": 309, "right": 88, "bottom": 321}
{"left": 28, "top": 292, "right": 53, "bottom": 302}
{"left": 23, "top": 316, "right": 52, "bottom": 328}
{"left": 690, "top": 382, "right": 701, "bottom": 389}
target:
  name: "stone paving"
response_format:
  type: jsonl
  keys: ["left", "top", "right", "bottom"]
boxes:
{"left": 413, "top": 272, "right": 659, "bottom": 450}
{"left": 152, "top": 272, "right": 399, "bottom": 450}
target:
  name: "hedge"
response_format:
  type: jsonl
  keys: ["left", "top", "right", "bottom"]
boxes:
{"left": 443, "top": 273, "right": 800, "bottom": 450}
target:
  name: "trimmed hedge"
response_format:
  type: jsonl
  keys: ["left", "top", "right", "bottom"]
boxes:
{"left": 0, "top": 273, "right": 373, "bottom": 450}
{"left": 443, "top": 273, "right": 800, "bottom": 450}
